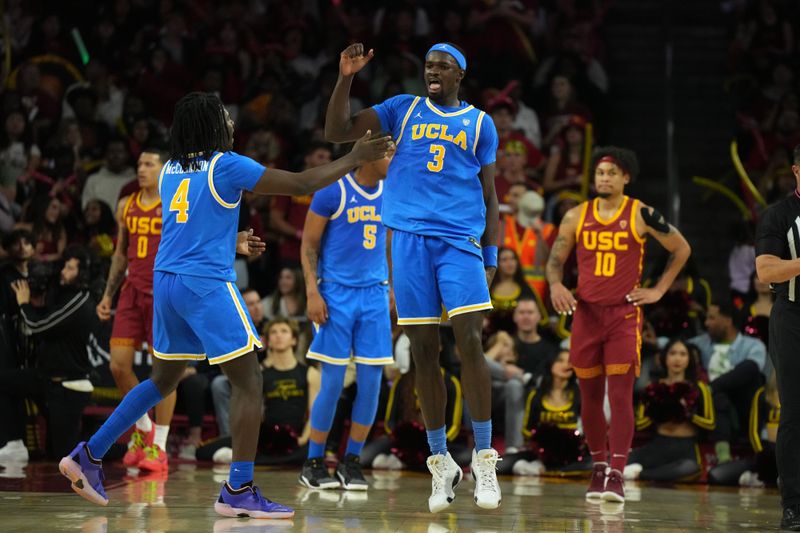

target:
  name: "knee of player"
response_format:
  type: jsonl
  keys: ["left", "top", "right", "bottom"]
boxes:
{"left": 109, "top": 359, "right": 134, "bottom": 378}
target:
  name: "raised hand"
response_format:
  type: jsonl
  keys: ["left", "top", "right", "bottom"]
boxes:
{"left": 351, "top": 130, "right": 393, "bottom": 164}
{"left": 339, "top": 43, "right": 374, "bottom": 77}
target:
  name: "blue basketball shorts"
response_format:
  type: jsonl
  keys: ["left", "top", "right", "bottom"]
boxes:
{"left": 307, "top": 281, "right": 393, "bottom": 366}
{"left": 391, "top": 230, "right": 492, "bottom": 325}
{"left": 152, "top": 271, "right": 262, "bottom": 365}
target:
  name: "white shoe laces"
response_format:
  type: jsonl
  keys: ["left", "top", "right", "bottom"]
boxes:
{"left": 428, "top": 456, "right": 448, "bottom": 495}
{"left": 475, "top": 453, "right": 501, "bottom": 495}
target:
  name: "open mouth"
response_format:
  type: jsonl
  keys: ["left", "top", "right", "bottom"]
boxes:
{"left": 427, "top": 79, "right": 441, "bottom": 93}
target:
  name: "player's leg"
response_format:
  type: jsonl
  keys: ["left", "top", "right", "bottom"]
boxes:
{"left": 59, "top": 273, "right": 192, "bottom": 506}
{"left": 437, "top": 239, "right": 498, "bottom": 510}
{"left": 301, "top": 283, "right": 352, "bottom": 489}
{"left": 392, "top": 230, "right": 462, "bottom": 512}
{"left": 143, "top": 289, "right": 176, "bottom": 470}
{"left": 599, "top": 306, "right": 641, "bottom": 503}
{"left": 338, "top": 285, "right": 393, "bottom": 489}
{"left": 569, "top": 303, "right": 609, "bottom": 500}
{"left": 109, "top": 285, "right": 158, "bottom": 463}
{"left": 184, "top": 277, "right": 293, "bottom": 518}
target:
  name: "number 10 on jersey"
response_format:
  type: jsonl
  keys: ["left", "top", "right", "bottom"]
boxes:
{"left": 594, "top": 251, "right": 616, "bottom": 277}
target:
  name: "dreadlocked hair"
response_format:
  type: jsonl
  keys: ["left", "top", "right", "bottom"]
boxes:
{"left": 169, "top": 92, "right": 231, "bottom": 172}
{"left": 591, "top": 146, "right": 640, "bottom": 182}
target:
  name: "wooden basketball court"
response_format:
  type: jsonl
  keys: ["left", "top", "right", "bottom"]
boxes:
{"left": 0, "top": 462, "right": 783, "bottom": 531}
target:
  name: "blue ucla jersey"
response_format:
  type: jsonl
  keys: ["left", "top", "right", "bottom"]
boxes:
{"left": 309, "top": 173, "right": 387, "bottom": 287}
{"left": 155, "top": 151, "right": 265, "bottom": 281}
{"left": 373, "top": 95, "right": 498, "bottom": 256}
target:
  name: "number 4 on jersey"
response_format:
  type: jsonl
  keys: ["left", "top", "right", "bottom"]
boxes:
{"left": 170, "top": 178, "right": 190, "bottom": 223}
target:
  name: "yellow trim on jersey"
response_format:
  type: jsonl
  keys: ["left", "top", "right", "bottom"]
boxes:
{"left": 749, "top": 386, "right": 765, "bottom": 453}
{"left": 522, "top": 389, "right": 536, "bottom": 438}
{"left": 635, "top": 402, "right": 653, "bottom": 431}
{"left": 630, "top": 199, "right": 646, "bottom": 243}
{"left": 472, "top": 111, "right": 486, "bottom": 155}
{"left": 226, "top": 282, "right": 261, "bottom": 347}
{"left": 575, "top": 201, "right": 590, "bottom": 241}
{"left": 157, "top": 160, "right": 169, "bottom": 196}
{"left": 424, "top": 98, "right": 475, "bottom": 117}
{"left": 593, "top": 195, "right": 629, "bottom": 226}
{"left": 691, "top": 381, "right": 716, "bottom": 431}
{"left": 395, "top": 96, "right": 421, "bottom": 146}
{"left": 152, "top": 350, "right": 206, "bottom": 361}
{"left": 306, "top": 351, "right": 350, "bottom": 365}
{"left": 329, "top": 180, "right": 347, "bottom": 221}
{"left": 541, "top": 393, "right": 574, "bottom": 413}
{"left": 122, "top": 192, "right": 136, "bottom": 220}
{"left": 446, "top": 374, "right": 463, "bottom": 441}
{"left": 208, "top": 152, "right": 240, "bottom": 209}
{"left": 353, "top": 356, "right": 394, "bottom": 366}
{"left": 135, "top": 191, "right": 161, "bottom": 212}
{"left": 209, "top": 340, "right": 263, "bottom": 365}
{"left": 447, "top": 301, "right": 493, "bottom": 319}
{"left": 346, "top": 172, "right": 383, "bottom": 200}
{"left": 397, "top": 316, "right": 442, "bottom": 325}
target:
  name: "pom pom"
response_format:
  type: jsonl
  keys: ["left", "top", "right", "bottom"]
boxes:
{"left": 528, "top": 424, "right": 585, "bottom": 467}
{"left": 643, "top": 382, "right": 699, "bottom": 424}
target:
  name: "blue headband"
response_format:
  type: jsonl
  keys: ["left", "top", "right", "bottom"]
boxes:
{"left": 426, "top": 43, "right": 466, "bottom": 70}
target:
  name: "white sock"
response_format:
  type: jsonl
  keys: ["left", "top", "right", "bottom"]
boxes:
{"left": 135, "top": 414, "right": 153, "bottom": 433}
{"left": 154, "top": 424, "right": 170, "bottom": 451}
{"left": 2, "top": 440, "right": 23, "bottom": 448}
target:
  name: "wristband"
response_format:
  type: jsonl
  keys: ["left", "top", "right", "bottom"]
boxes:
{"left": 482, "top": 245, "right": 498, "bottom": 268}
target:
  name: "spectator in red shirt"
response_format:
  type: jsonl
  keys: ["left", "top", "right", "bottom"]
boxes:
{"left": 489, "top": 96, "right": 545, "bottom": 183}
{"left": 270, "top": 142, "right": 332, "bottom": 267}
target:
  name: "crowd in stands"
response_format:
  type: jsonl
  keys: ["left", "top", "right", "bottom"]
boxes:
{"left": 0, "top": 0, "right": 784, "bottom": 488}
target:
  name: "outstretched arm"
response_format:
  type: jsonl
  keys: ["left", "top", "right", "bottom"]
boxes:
{"left": 325, "top": 43, "right": 382, "bottom": 143}
{"left": 251, "top": 131, "right": 391, "bottom": 196}
{"left": 627, "top": 205, "right": 691, "bottom": 306}
{"left": 547, "top": 205, "right": 580, "bottom": 314}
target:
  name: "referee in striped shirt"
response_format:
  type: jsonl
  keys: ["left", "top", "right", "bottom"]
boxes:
{"left": 755, "top": 144, "right": 800, "bottom": 531}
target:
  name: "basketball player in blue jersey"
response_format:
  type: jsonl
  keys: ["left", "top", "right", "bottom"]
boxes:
{"left": 298, "top": 147, "right": 394, "bottom": 491}
{"left": 58, "top": 92, "right": 392, "bottom": 519}
{"left": 325, "top": 43, "right": 502, "bottom": 512}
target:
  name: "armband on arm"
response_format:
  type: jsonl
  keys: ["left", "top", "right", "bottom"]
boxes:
{"left": 641, "top": 207, "right": 670, "bottom": 233}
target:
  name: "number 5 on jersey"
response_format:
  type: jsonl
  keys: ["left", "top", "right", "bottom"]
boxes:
{"left": 170, "top": 178, "right": 191, "bottom": 223}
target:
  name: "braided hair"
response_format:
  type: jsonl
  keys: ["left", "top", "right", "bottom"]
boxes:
{"left": 169, "top": 92, "right": 232, "bottom": 171}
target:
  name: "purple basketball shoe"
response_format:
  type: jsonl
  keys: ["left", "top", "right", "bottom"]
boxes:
{"left": 215, "top": 482, "right": 295, "bottom": 519}
{"left": 59, "top": 442, "right": 108, "bottom": 506}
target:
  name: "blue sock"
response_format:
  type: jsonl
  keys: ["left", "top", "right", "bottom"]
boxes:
{"left": 307, "top": 363, "right": 346, "bottom": 460}
{"left": 344, "top": 364, "right": 383, "bottom": 458}
{"left": 346, "top": 438, "right": 365, "bottom": 457}
{"left": 472, "top": 419, "right": 492, "bottom": 452}
{"left": 229, "top": 461, "right": 254, "bottom": 489}
{"left": 308, "top": 439, "right": 326, "bottom": 460}
{"left": 87, "top": 379, "right": 163, "bottom": 459}
{"left": 426, "top": 426, "right": 447, "bottom": 456}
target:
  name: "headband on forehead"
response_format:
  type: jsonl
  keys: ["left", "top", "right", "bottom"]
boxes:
{"left": 598, "top": 155, "right": 627, "bottom": 173}
{"left": 426, "top": 43, "right": 467, "bottom": 70}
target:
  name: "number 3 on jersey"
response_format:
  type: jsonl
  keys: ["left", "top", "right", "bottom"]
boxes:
{"left": 427, "top": 144, "right": 445, "bottom": 172}
{"left": 170, "top": 178, "right": 190, "bottom": 223}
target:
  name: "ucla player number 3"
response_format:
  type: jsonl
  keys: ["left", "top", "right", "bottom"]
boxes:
{"left": 427, "top": 144, "right": 445, "bottom": 172}
{"left": 170, "top": 178, "right": 190, "bottom": 223}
